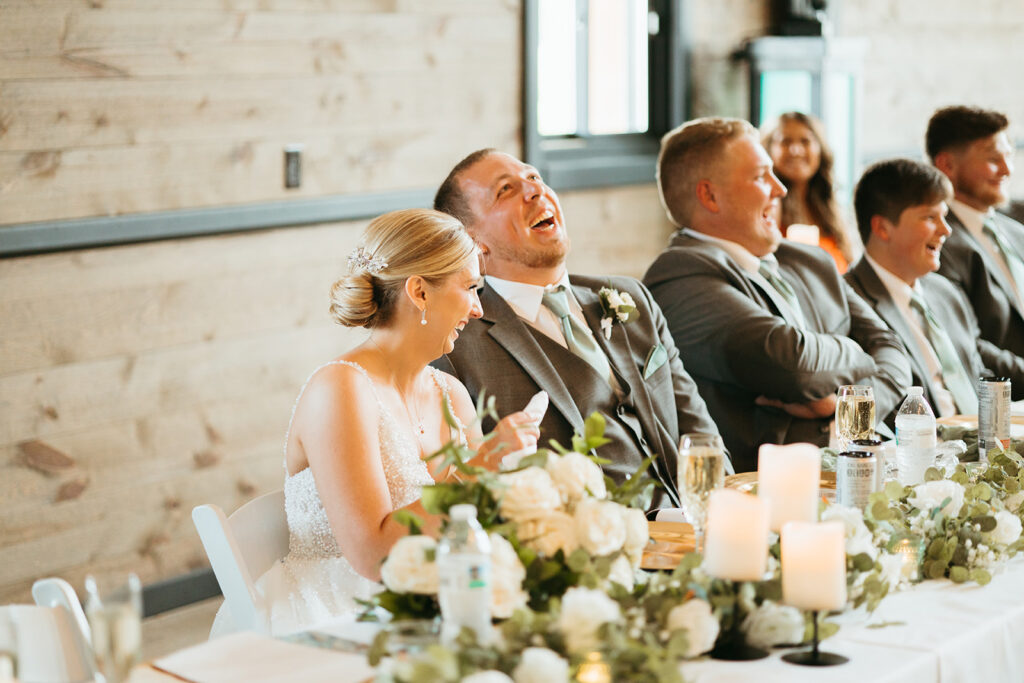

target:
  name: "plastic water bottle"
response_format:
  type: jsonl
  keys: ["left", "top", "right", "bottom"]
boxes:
{"left": 437, "top": 504, "right": 492, "bottom": 644}
{"left": 895, "top": 387, "right": 936, "bottom": 485}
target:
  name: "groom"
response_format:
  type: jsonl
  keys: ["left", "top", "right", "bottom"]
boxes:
{"left": 432, "top": 149, "right": 726, "bottom": 509}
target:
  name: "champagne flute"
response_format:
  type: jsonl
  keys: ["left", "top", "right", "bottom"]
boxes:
{"left": 678, "top": 433, "right": 726, "bottom": 552}
{"left": 835, "top": 385, "right": 876, "bottom": 452}
{"left": 85, "top": 573, "right": 143, "bottom": 683}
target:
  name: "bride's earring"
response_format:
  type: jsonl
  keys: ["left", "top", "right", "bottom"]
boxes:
{"left": 420, "top": 307, "right": 427, "bottom": 326}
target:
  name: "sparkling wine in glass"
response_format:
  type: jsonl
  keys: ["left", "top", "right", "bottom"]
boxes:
{"left": 678, "top": 433, "right": 726, "bottom": 552}
{"left": 85, "top": 573, "right": 143, "bottom": 683}
{"left": 835, "top": 385, "right": 876, "bottom": 451}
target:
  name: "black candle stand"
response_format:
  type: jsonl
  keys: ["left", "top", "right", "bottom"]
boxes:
{"left": 781, "top": 610, "right": 848, "bottom": 666}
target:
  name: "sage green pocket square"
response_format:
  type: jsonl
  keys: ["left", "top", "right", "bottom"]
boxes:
{"left": 643, "top": 343, "right": 668, "bottom": 379}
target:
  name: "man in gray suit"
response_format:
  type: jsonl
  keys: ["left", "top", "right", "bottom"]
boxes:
{"left": 643, "top": 118, "right": 911, "bottom": 472}
{"left": 846, "top": 158, "right": 1024, "bottom": 417}
{"left": 928, "top": 106, "right": 1024, "bottom": 358}
{"left": 432, "top": 149, "right": 723, "bottom": 508}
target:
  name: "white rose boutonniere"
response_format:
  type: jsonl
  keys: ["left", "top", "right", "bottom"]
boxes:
{"left": 598, "top": 286, "right": 638, "bottom": 340}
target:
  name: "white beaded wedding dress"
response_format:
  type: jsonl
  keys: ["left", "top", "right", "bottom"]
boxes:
{"left": 210, "top": 360, "right": 459, "bottom": 637}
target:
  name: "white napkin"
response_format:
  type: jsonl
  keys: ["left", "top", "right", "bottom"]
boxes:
{"left": 153, "top": 631, "right": 374, "bottom": 683}
{"left": 500, "top": 391, "right": 549, "bottom": 469}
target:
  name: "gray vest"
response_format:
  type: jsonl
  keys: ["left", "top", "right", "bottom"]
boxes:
{"left": 527, "top": 328, "right": 677, "bottom": 508}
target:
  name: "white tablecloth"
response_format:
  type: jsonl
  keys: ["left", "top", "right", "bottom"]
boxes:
{"left": 139, "top": 556, "right": 1024, "bottom": 683}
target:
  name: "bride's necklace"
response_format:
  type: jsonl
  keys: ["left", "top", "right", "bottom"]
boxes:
{"left": 368, "top": 336, "right": 426, "bottom": 436}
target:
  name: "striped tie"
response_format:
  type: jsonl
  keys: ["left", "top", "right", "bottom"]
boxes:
{"left": 909, "top": 292, "right": 979, "bottom": 415}
{"left": 758, "top": 260, "right": 807, "bottom": 329}
{"left": 983, "top": 218, "right": 1024, "bottom": 304}
{"left": 542, "top": 286, "right": 612, "bottom": 382}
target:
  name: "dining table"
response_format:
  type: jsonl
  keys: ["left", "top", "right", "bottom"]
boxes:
{"left": 132, "top": 548, "right": 1024, "bottom": 683}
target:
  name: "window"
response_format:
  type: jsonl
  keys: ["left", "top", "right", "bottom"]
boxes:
{"left": 523, "top": 0, "right": 686, "bottom": 190}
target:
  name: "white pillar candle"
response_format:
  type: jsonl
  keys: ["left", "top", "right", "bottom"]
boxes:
{"left": 781, "top": 521, "right": 847, "bottom": 610}
{"left": 786, "top": 223, "right": 820, "bottom": 246}
{"left": 702, "top": 489, "right": 770, "bottom": 581}
{"left": 758, "top": 443, "right": 821, "bottom": 532}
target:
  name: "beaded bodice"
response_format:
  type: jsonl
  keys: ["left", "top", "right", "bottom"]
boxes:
{"left": 282, "top": 360, "right": 461, "bottom": 560}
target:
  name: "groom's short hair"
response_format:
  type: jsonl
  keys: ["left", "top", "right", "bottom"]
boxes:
{"left": 434, "top": 148, "right": 497, "bottom": 229}
{"left": 658, "top": 117, "right": 757, "bottom": 228}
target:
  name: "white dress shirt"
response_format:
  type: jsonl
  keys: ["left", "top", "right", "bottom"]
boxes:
{"left": 949, "top": 198, "right": 1024, "bottom": 312}
{"left": 484, "top": 273, "right": 620, "bottom": 390}
{"left": 864, "top": 254, "right": 957, "bottom": 417}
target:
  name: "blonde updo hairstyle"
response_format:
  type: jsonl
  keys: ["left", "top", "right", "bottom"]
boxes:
{"left": 330, "top": 208, "right": 477, "bottom": 329}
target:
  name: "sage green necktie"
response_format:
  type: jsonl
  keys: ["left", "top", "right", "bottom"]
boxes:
{"left": 909, "top": 292, "right": 979, "bottom": 415}
{"left": 541, "top": 286, "right": 612, "bottom": 382}
{"left": 758, "top": 260, "right": 807, "bottom": 329}
{"left": 983, "top": 218, "right": 1024, "bottom": 304}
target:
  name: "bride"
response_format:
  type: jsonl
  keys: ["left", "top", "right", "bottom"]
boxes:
{"left": 212, "top": 208, "right": 539, "bottom": 636}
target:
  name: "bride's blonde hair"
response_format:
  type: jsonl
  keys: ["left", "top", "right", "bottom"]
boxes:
{"left": 330, "top": 208, "right": 477, "bottom": 328}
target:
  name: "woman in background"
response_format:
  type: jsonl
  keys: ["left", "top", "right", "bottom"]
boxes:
{"left": 764, "top": 111, "right": 857, "bottom": 272}
{"left": 212, "top": 208, "right": 539, "bottom": 636}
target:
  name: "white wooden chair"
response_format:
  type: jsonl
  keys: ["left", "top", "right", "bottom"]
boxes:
{"left": 32, "top": 577, "right": 92, "bottom": 647}
{"left": 192, "top": 490, "right": 289, "bottom": 635}
{"left": 0, "top": 604, "right": 95, "bottom": 683}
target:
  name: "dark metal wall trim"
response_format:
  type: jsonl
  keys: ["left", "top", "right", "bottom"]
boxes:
{"left": 0, "top": 188, "right": 434, "bottom": 257}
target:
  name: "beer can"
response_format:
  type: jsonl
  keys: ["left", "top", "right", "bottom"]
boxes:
{"left": 851, "top": 437, "right": 885, "bottom": 491}
{"left": 837, "top": 450, "right": 877, "bottom": 509}
{"left": 978, "top": 376, "right": 1011, "bottom": 455}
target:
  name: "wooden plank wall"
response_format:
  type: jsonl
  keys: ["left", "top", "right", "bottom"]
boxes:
{"left": 0, "top": 0, "right": 682, "bottom": 605}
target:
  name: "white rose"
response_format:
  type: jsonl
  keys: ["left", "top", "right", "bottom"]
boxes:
{"left": 574, "top": 498, "right": 627, "bottom": 556}
{"left": 518, "top": 511, "right": 579, "bottom": 558}
{"left": 621, "top": 506, "right": 649, "bottom": 566}
{"left": 822, "top": 505, "right": 878, "bottom": 560}
{"left": 619, "top": 292, "right": 635, "bottom": 308}
{"left": 545, "top": 452, "right": 607, "bottom": 504}
{"left": 605, "top": 290, "right": 624, "bottom": 308}
{"left": 908, "top": 480, "right": 965, "bottom": 518}
{"left": 498, "top": 468, "right": 563, "bottom": 522}
{"left": 606, "top": 554, "right": 635, "bottom": 590}
{"left": 557, "top": 587, "right": 622, "bottom": 653}
{"left": 462, "top": 672, "right": 514, "bottom": 683}
{"left": 380, "top": 535, "right": 439, "bottom": 594}
{"left": 512, "top": 648, "right": 569, "bottom": 683}
{"left": 741, "top": 601, "right": 805, "bottom": 649}
{"left": 490, "top": 533, "right": 528, "bottom": 618}
{"left": 990, "top": 510, "right": 1023, "bottom": 546}
{"left": 1005, "top": 491, "right": 1024, "bottom": 513}
{"left": 877, "top": 552, "right": 904, "bottom": 590}
{"left": 665, "top": 599, "right": 720, "bottom": 657}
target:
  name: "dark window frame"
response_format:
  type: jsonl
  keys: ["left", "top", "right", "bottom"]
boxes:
{"left": 522, "top": 0, "right": 688, "bottom": 191}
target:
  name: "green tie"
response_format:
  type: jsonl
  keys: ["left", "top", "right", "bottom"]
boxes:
{"left": 541, "top": 286, "right": 612, "bottom": 382}
{"left": 758, "top": 260, "right": 807, "bottom": 329}
{"left": 909, "top": 293, "right": 979, "bottom": 415}
{"left": 983, "top": 219, "right": 1024, "bottom": 304}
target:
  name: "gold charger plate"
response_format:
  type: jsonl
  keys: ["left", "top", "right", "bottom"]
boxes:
{"left": 640, "top": 521, "right": 695, "bottom": 570}
{"left": 936, "top": 414, "right": 1024, "bottom": 428}
{"left": 723, "top": 471, "right": 836, "bottom": 497}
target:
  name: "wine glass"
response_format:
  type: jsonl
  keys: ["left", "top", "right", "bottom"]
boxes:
{"left": 84, "top": 573, "right": 143, "bottom": 683}
{"left": 677, "top": 433, "right": 726, "bottom": 552}
{"left": 835, "top": 385, "right": 876, "bottom": 452}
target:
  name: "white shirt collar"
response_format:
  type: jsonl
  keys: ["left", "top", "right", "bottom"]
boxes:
{"left": 682, "top": 228, "right": 770, "bottom": 274}
{"left": 484, "top": 271, "right": 572, "bottom": 324}
{"left": 949, "top": 197, "right": 994, "bottom": 238}
{"left": 863, "top": 253, "right": 925, "bottom": 309}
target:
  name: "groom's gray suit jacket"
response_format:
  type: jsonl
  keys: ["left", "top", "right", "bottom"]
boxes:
{"left": 937, "top": 210, "right": 1024, "bottom": 359}
{"left": 643, "top": 233, "right": 911, "bottom": 473}
{"left": 433, "top": 274, "right": 723, "bottom": 509}
{"left": 846, "top": 257, "right": 1024, "bottom": 405}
